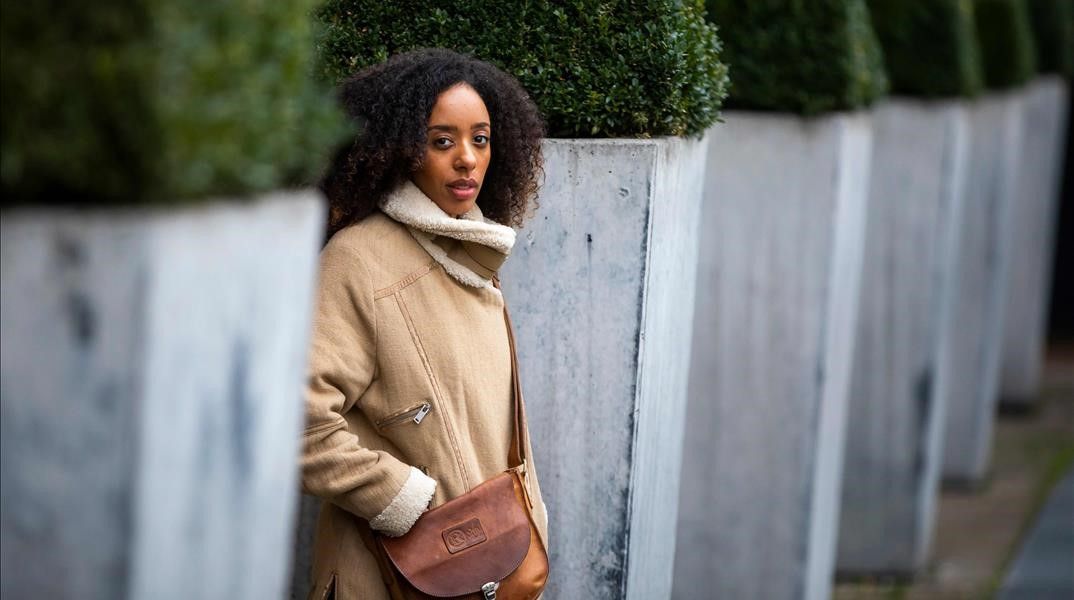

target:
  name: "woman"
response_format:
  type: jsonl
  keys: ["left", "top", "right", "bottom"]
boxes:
{"left": 301, "top": 48, "right": 549, "bottom": 599}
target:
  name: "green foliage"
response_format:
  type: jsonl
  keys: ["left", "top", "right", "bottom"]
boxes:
{"left": 316, "top": 1, "right": 729, "bottom": 138}
{"left": 867, "top": 0, "right": 984, "bottom": 97}
{"left": 705, "top": 0, "right": 889, "bottom": 115}
{"left": 975, "top": 0, "right": 1038, "bottom": 88}
{"left": 1027, "top": 0, "right": 1074, "bottom": 76}
{"left": 1, "top": 1, "right": 343, "bottom": 206}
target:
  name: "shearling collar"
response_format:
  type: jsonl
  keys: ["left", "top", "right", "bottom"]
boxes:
{"left": 380, "top": 180, "right": 516, "bottom": 288}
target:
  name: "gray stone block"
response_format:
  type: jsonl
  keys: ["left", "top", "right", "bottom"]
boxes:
{"left": 836, "top": 99, "right": 971, "bottom": 576}
{"left": 939, "top": 91, "right": 1025, "bottom": 484}
{"left": 1001, "top": 77, "right": 1070, "bottom": 407}
{"left": 675, "top": 112, "right": 872, "bottom": 600}
{"left": 501, "top": 137, "right": 708, "bottom": 600}
{"left": 1, "top": 192, "right": 324, "bottom": 600}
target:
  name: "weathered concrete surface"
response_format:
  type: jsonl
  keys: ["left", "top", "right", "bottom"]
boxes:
{"left": 499, "top": 137, "right": 707, "bottom": 600}
{"left": 1, "top": 192, "right": 324, "bottom": 600}
{"left": 675, "top": 112, "right": 871, "bottom": 600}
{"left": 939, "top": 92, "right": 1025, "bottom": 484}
{"left": 1001, "top": 77, "right": 1070, "bottom": 407}
{"left": 837, "top": 99, "right": 970, "bottom": 576}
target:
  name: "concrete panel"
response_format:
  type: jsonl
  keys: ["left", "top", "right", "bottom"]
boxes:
{"left": 837, "top": 99, "right": 970, "bottom": 576}
{"left": 1001, "top": 77, "right": 1070, "bottom": 406}
{"left": 1, "top": 215, "right": 147, "bottom": 600}
{"left": 939, "top": 91, "right": 1025, "bottom": 484}
{"left": 1, "top": 192, "right": 324, "bottom": 600}
{"left": 500, "top": 137, "right": 707, "bottom": 600}
{"left": 675, "top": 111, "right": 872, "bottom": 600}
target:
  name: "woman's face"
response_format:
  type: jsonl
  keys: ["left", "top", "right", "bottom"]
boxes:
{"left": 412, "top": 83, "right": 492, "bottom": 218}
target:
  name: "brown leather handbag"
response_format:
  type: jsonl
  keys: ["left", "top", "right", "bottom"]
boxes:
{"left": 372, "top": 297, "right": 549, "bottom": 600}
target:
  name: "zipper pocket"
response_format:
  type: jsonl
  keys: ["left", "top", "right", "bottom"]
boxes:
{"left": 376, "top": 402, "right": 431, "bottom": 429}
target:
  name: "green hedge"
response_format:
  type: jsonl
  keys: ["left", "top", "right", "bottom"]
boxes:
{"left": 1, "top": 2, "right": 341, "bottom": 206}
{"left": 1027, "top": 0, "right": 1074, "bottom": 75}
{"left": 316, "top": 0, "right": 728, "bottom": 138}
{"left": 706, "top": 0, "right": 888, "bottom": 115}
{"left": 975, "top": 0, "right": 1038, "bottom": 88}
{"left": 867, "top": 0, "right": 983, "bottom": 97}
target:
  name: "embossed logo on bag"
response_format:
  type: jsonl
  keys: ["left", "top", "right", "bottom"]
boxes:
{"left": 442, "top": 518, "right": 487, "bottom": 554}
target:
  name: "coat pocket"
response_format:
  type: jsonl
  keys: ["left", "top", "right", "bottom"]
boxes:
{"left": 374, "top": 402, "right": 432, "bottom": 430}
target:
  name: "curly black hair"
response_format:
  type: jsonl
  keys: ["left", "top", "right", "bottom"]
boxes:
{"left": 321, "top": 48, "right": 545, "bottom": 238}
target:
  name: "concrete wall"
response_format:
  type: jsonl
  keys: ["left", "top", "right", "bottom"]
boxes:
{"left": 1001, "top": 77, "right": 1071, "bottom": 406}
{"left": 675, "top": 112, "right": 871, "bottom": 600}
{"left": 501, "top": 137, "right": 707, "bottom": 599}
{"left": 939, "top": 91, "right": 1025, "bottom": 484}
{"left": 1, "top": 192, "right": 324, "bottom": 600}
{"left": 837, "top": 99, "right": 970, "bottom": 575}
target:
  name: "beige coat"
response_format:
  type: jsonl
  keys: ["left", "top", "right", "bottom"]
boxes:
{"left": 301, "top": 209, "right": 548, "bottom": 600}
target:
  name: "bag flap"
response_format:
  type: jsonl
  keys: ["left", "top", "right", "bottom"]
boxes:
{"left": 380, "top": 471, "right": 531, "bottom": 597}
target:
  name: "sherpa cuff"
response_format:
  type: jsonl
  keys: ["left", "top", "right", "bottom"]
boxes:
{"left": 369, "top": 466, "right": 437, "bottom": 537}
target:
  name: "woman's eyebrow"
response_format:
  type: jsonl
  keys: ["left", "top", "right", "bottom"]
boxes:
{"left": 428, "top": 123, "right": 491, "bottom": 133}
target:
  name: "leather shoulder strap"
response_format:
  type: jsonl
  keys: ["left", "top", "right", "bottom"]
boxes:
{"left": 493, "top": 277, "right": 527, "bottom": 469}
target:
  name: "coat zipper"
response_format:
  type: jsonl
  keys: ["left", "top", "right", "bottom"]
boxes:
{"left": 376, "top": 402, "right": 431, "bottom": 429}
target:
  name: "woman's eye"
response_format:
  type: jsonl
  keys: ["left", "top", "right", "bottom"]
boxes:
{"left": 474, "top": 134, "right": 490, "bottom": 145}
{"left": 432, "top": 137, "right": 453, "bottom": 149}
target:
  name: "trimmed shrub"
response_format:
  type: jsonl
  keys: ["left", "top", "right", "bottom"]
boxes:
{"left": 315, "top": 0, "right": 729, "bottom": 138}
{"left": 1027, "top": 0, "right": 1074, "bottom": 76}
{"left": 867, "top": 0, "right": 984, "bottom": 97}
{"left": 705, "top": 0, "right": 889, "bottom": 115}
{"left": 1, "top": 2, "right": 342, "bottom": 206}
{"left": 975, "top": 0, "right": 1038, "bottom": 89}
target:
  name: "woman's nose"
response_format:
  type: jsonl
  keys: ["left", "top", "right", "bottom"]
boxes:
{"left": 456, "top": 144, "right": 477, "bottom": 171}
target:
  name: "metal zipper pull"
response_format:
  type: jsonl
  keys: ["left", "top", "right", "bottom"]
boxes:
{"left": 377, "top": 403, "right": 433, "bottom": 429}
{"left": 412, "top": 402, "right": 431, "bottom": 424}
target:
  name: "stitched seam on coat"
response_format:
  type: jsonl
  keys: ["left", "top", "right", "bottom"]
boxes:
{"left": 363, "top": 248, "right": 380, "bottom": 385}
{"left": 373, "top": 263, "right": 436, "bottom": 299}
{"left": 393, "top": 292, "right": 473, "bottom": 490}
{"left": 303, "top": 415, "right": 347, "bottom": 437}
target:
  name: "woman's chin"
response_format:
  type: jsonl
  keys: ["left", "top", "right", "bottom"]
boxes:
{"left": 434, "top": 197, "right": 476, "bottom": 218}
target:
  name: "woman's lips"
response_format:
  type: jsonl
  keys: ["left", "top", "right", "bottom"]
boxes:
{"left": 447, "top": 180, "right": 478, "bottom": 201}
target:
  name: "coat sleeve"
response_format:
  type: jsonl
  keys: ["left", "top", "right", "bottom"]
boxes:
{"left": 301, "top": 239, "right": 435, "bottom": 537}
